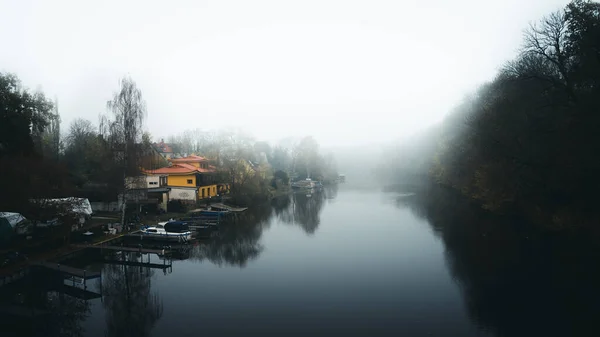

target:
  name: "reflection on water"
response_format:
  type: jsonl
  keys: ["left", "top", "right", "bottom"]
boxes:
{"left": 189, "top": 203, "right": 270, "bottom": 267}
{"left": 0, "top": 189, "right": 334, "bottom": 337}
{"left": 102, "top": 254, "right": 163, "bottom": 337}
{"left": 272, "top": 185, "right": 334, "bottom": 234}
{"left": 397, "top": 184, "right": 600, "bottom": 337}
{"left": 0, "top": 271, "right": 91, "bottom": 337}
{"left": 9, "top": 184, "right": 592, "bottom": 337}
{"left": 190, "top": 187, "right": 332, "bottom": 267}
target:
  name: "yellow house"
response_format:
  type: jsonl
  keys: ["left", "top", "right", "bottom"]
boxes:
{"left": 143, "top": 155, "right": 229, "bottom": 202}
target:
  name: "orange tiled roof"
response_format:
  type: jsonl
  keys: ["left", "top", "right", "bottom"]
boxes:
{"left": 170, "top": 155, "right": 209, "bottom": 163}
{"left": 144, "top": 163, "right": 216, "bottom": 175}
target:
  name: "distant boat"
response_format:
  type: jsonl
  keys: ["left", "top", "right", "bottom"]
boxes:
{"left": 140, "top": 221, "right": 192, "bottom": 242}
{"left": 291, "top": 178, "right": 316, "bottom": 189}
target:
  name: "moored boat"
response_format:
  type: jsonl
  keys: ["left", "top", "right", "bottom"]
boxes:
{"left": 140, "top": 221, "right": 192, "bottom": 242}
{"left": 291, "top": 178, "right": 316, "bottom": 189}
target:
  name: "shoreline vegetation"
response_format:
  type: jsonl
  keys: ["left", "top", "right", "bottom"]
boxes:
{"left": 380, "top": 0, "right": 600, "bottom": 231}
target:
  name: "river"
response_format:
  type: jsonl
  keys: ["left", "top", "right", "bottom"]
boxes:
{"left": 1, "top": 185, "right": 599, "bottom": 337}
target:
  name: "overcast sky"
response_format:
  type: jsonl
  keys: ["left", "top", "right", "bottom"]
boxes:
{"left": 1, "top": 0, "right": 569, "bottom": 147}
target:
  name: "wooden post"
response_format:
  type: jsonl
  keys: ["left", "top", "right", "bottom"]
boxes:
{"left": 100, "top": 273, "right": 103, "bottom": 303}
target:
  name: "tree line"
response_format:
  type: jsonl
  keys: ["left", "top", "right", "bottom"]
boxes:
{"left": 381, "top": 0, "right": 600, "bottom": 229}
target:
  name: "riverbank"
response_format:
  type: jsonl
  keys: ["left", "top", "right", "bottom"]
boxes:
{"left": 387, "top": 179, "right": 600, "bottom": 233}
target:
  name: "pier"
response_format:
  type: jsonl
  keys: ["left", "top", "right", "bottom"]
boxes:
{"left": 73, "top": 244, "right": 171, "bottom": 255}
{"left": 101, "top": 259, "right": 172, "bottom": 269}
{"left": 208, "top": 203, "right": 248, "bottom": 212}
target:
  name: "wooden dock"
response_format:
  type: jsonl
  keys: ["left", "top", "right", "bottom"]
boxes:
{"left": 189, "top": 203, "right": 248, "bottom": 213}
{"left": 30, "top": 261, "right": 101, "bottom": 279}
{"left": 210, "top": 203, "right": 248, "bottom": 212}
{"left": 74, "top": 244, "right": 170, "bottom": 255}
{"left": 102, "top": 259, "right": 172, "bottom": 269}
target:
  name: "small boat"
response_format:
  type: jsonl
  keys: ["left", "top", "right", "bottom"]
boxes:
{"left": 291, "top": 178, "right": 316, "bottom": 189}
{"left": 140, "top": 221, "right": 192, "bottom": 242}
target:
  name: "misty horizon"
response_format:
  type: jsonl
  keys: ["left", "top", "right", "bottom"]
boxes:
{"left": 0, "top": 0, "right": 570, "bottom": 148}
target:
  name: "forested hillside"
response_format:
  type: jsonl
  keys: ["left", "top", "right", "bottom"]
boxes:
{"left": 381, "top": 0, "right": 600, "bottom": 229}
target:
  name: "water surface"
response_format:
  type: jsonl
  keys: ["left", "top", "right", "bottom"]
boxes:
{"left": 3, "top": 185, "right": 599, "bottom": 337}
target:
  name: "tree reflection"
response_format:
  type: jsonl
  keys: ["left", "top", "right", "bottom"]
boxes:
{"left": 398, "top": 183, "right": 600, "bottom": 337}
{"left": 44, "top": 291, "right": 91, "bottom": 337}
{"left": 188, "top": 188, "right": 331, "bottom": 267}
{"left": 102, "top": 252, "right": 163, "bottom": 337}
{"left": 274, "top": 190, "right": 326, "bottom": 234}
{"left": 190, "top": 202, "right": 272, "bottom": 267}
{"left": 0, "top": 275, "right": 91, "bottom": 337}
{"left": 323, "top": 184, "right": 338, "bottom": 201}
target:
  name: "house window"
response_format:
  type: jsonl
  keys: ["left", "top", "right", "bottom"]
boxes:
{"left": 187, "top": 179, "right": 193, "bottom": 184}
{"left": 149, "top": 182, "right": 158, "bottom": 185}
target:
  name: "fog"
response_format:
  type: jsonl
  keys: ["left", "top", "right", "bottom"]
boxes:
{"left": 0, "top": 0, "right": 569, "bottom": 151}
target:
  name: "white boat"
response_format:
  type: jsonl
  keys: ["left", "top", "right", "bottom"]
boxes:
{"left": 140, "top": 221, "right": 192, "bottom": 242}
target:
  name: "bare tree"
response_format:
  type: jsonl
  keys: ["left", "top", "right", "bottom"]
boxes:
{"left": 106, "top": 76, "right": 147, "bottom": 227}
{"left": 522, "top": 11, "right": 575, "bottom": 99}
